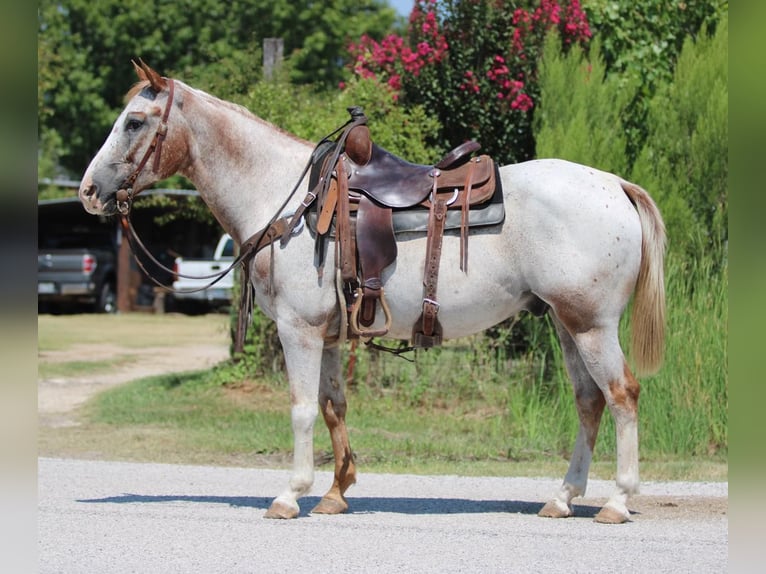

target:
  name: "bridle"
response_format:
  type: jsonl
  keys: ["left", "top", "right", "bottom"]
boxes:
{"left": 116, "top": 79, "right": 175, "bottom": 215}
{"left": 112, "top": 77, "right": 256, "bottom": 294}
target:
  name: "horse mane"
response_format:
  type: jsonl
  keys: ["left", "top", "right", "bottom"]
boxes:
{"left": 123, "top": 79, "right": 308, "bottom": 145}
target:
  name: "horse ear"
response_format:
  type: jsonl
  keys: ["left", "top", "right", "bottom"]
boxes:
{"left": 132, "top": 60, "right": 147, "bottom": 81}
{"left": 138, "top": 59, "right": 168, "bottom": 92}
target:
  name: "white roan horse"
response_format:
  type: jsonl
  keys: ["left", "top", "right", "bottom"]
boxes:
{"left": 79, "top": 62, "right": 665, "bottom": 523}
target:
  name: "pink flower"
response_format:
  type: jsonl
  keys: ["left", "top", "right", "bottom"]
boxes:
{"left": 511, "top": 93, "right": 534, "bottom": 112}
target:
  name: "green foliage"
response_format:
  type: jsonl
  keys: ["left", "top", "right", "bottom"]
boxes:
{"left": 584, "top": 0, "right": 724, "bottom": 88}
{"left": 38, "top": 0, "right": 396, "bottom": 178}
{"left": 632, "top": 252, "right": 728, "bottom": 457}
{"left": 583, "top": 0, "right": 726, "bottom": 161}
{"left": 535, "top": 34, "right": 634, "bottom": 175}
{"left": 631, "top": 15, "right": 728, "bottom": 260}
{"left": 240, "top": 75, "right": 442, "bottom": 163}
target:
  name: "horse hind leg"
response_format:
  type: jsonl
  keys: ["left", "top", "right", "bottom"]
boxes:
{"left": 312, "top": 344, "right": 357, "bottom": 515}
{"left": 556, "top": 321, "right": 640, "bottom": 524}
{"left": 539, "top": 317, "right": 606, "bottom": 519}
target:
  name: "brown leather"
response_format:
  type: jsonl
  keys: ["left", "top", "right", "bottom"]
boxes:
{"left": 419, "top": 156, "right": 495, "bottom": 208}
{"left": 235, "top": 217, "right": 290, "bottom": 355}
{"left": 335, "top": 158, "right": 356, "bottom": 283}
{"left": 412, "top": 179, "right": 448, "bottom": 347}
{"left": 356, "top": 196, "right": 397, "bottom": 326}
{"left": 346, "top": 146, "right": 495, "bottom": 209}
{"left": 346, "top": 144, "right": 434, "bottom": 208}
{"left": 283, "top": 107, "right": 502, "bottom": 346}
{"left": 460, "top": 159, "right": 475, "bottom": 272}
{"left": 317, "top": 178, "right": 338, "bottom": 234}
{"left": 435, "top": 140, "right": 481, "bottom": 169}
{"left": 345, "top": 125, "right": 372, "bottom": 165}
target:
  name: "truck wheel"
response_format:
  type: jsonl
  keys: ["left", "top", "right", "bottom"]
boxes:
{"left": 96, "top": 282, "right": 117, "bottom": 313}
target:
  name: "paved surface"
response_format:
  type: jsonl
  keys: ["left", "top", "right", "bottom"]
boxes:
{"left": 39, "top": 457, "right": 727, "bottom": 573}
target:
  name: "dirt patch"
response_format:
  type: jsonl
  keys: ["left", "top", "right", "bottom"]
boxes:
{"left": 38, "top": 327, "right": 229, "bottom": 428}
{"left": 572, "top": 494, "right": 728, "bottom": 522}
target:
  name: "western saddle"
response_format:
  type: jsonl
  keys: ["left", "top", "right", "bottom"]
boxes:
{"left": 282, "top": 107, "right": 503, "bottom": 349}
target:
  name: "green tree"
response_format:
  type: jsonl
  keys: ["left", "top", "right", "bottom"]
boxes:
{"left": 583, "top": 0, "right": 726, "bottom": 161}
{"left": 534, "top": 33, "right": 635, "bottom": 175}
{"left": 631, "top": 14, "right": 728, "bottom": 260}
{"left": 38, "top": 0, "right": 396, "bottom": 180}
{"left": 240, "top": 74, "right": 441, "bottom": 163}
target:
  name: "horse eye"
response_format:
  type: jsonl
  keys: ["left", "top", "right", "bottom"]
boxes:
{"left": 126, "top": 118, "right": 143, "bottom": 132}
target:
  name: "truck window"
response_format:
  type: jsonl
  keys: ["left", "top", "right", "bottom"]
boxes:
{"left": 221, "top": 237, "right": 235, "bottom": 257}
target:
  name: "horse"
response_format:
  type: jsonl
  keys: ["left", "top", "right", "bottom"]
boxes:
{"left": 78, "top": 61, "right": 665, "bottom": 524}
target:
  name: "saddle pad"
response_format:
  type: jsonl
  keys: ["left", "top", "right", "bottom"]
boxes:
{"left": 306, "top": 178, "right": 505, "bottom": 237}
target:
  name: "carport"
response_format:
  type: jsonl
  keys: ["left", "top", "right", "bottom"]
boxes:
{"left": 38, "top": 189, "right": 225, "bottom": 313}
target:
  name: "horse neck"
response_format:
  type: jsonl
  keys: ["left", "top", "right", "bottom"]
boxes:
{"left": 177, "top": 84, "right": 314, "bottom": 244}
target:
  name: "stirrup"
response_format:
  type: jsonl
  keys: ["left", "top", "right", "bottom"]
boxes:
{"left": 349, "top": 287, "right": 392, "bottom": 338}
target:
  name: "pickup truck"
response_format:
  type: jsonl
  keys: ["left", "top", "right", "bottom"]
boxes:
{"left": 172, "top": 233, "right": 236, "bottom": 312}
{"left": 38, "top": 224, "right": 117, "bottom": 313}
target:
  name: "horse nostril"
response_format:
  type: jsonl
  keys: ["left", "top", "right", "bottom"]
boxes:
{"left": 83, "top": 183, "right": 97, "bottom": 198}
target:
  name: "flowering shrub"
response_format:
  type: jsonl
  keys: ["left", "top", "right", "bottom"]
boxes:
{"left": 346, "top": 0, "right": 591, "bottom": 164}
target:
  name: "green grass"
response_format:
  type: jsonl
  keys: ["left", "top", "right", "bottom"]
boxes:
{"left": 63, "top": 349, "right": 724, "bottom": 482}
{"left": 623, "top": 252, "right": 728, "bottom": 458}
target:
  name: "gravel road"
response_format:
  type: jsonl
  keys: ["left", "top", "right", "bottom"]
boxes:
{"left": 39, "top": 457, "right": 727, "bottom": 573}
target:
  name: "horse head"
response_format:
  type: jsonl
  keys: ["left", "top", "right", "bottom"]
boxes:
{"left": 79, "top": 60, "right": 189, "bottom": 215}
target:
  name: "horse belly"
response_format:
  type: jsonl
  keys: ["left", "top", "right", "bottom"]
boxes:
{"left": 379, "top": 231, "right": 526, "bottom": 340}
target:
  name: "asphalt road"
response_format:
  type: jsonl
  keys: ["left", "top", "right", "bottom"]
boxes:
{"left": 39, "top": 458, "right": 727, "bottom": 573}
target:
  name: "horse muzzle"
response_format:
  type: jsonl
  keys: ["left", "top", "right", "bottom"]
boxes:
{"left": 78, "top": 180, "right": 120, "bottom": 215}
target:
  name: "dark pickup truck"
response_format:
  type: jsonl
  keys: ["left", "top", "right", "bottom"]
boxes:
{"left": 38, "top": 222, "right": 118, "bottom": 313}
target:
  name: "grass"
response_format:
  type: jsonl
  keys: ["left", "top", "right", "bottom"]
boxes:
{"left": 39, "top": 360, "right": 727, "bottom": 482}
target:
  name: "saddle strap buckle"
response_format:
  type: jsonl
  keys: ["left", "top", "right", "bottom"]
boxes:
{"left": 301, "top": 189, "right": 318, "bottom": 208}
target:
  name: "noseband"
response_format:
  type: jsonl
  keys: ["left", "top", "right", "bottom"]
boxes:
{"left": 117, "top": 78, "right": 176, "bottom": 214}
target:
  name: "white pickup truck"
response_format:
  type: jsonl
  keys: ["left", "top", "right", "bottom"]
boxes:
{"left": 172, "top": 233, "right": 236, "bottom": 312}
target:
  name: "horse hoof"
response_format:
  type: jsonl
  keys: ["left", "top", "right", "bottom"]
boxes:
{"left": 264, "top": 500, "right": 299, "bottom": 519}
{"left": 594, "top": 505, "right": 630, "bottom": 524}
{"left": 538, "top": 500, "right": 572, "bottom": 518}
{"left": 311, "top": 495, "right": 348, "bottom": 515}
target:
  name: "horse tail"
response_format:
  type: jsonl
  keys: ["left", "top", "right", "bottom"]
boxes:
{"left": 621, "top": 180, "right": 666, "bottom": 376}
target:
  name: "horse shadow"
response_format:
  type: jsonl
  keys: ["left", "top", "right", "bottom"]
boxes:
{"left": 77, "top": 493, "right": 605, "bottom": 518}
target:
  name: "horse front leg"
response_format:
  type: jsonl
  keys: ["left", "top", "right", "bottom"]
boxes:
{"left": 264, "top": 322, "right": 324, "bottom": 519}
{"left": 312, "top": 344, "right": 357, "bottom": 515}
